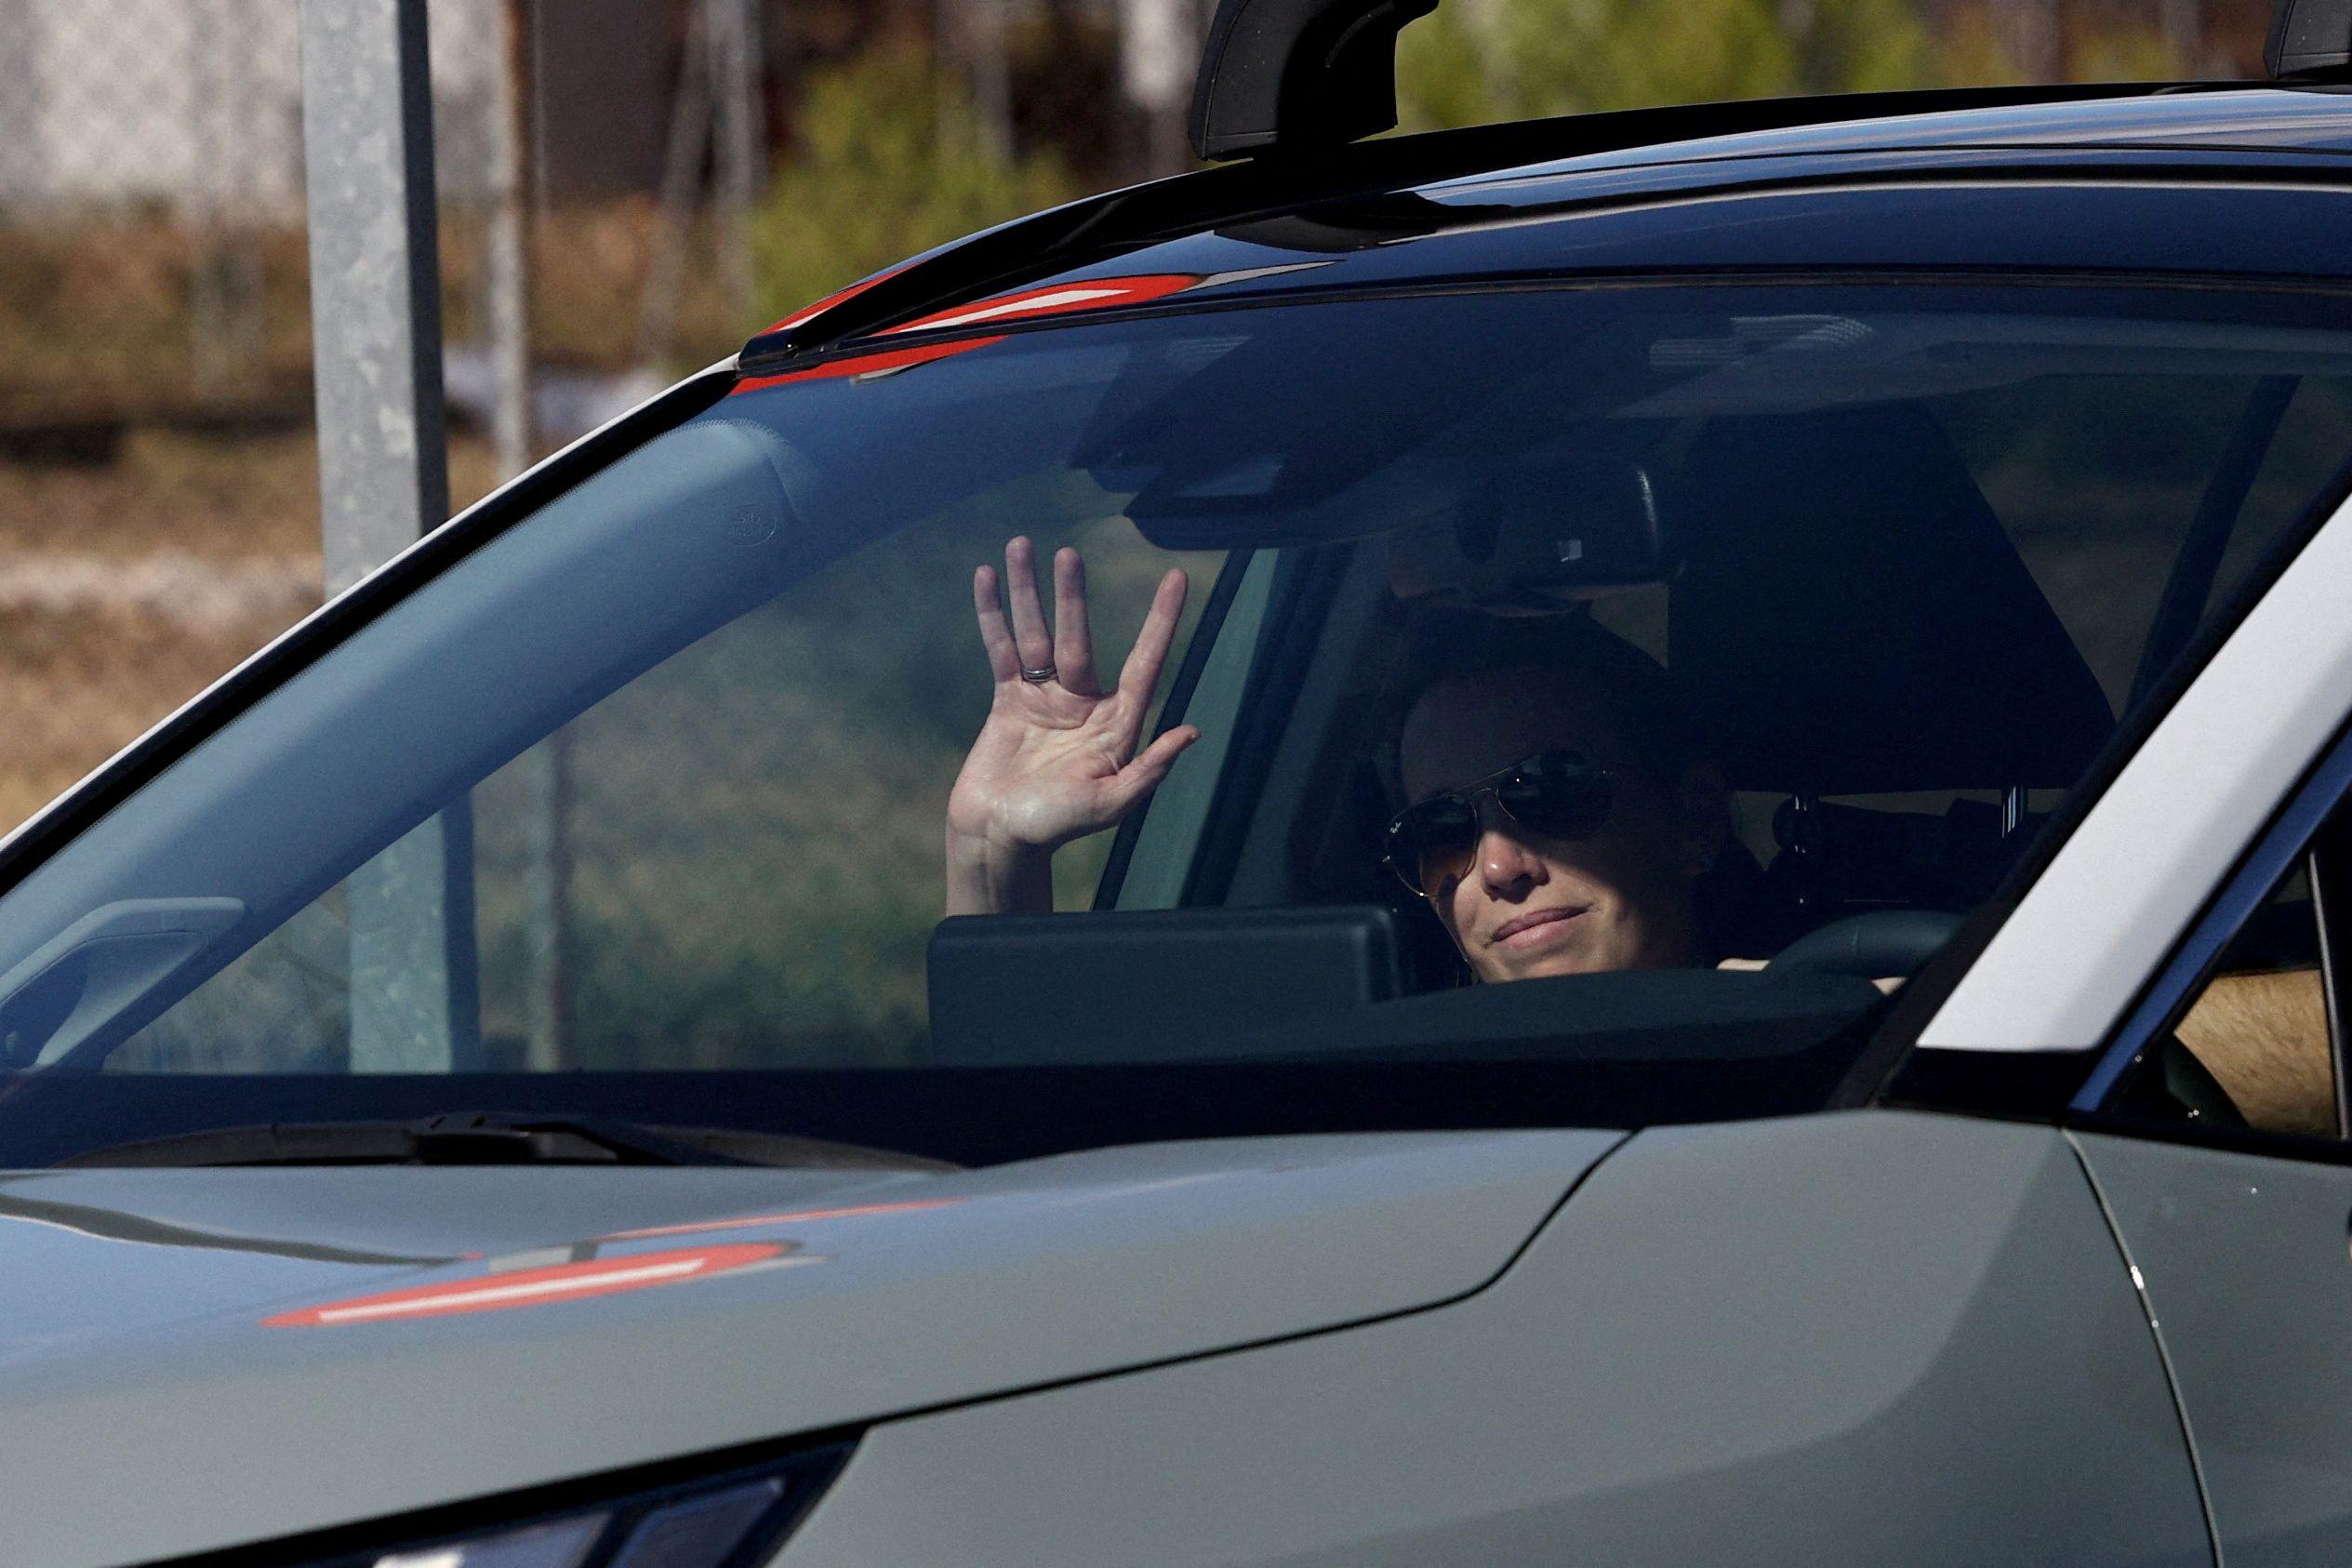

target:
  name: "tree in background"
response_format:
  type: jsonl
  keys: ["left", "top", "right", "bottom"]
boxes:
{"left": 1396, "top": 0, "right": 2196, "bottom": 132}
{"left": 752, "top": 6, "right": 2203, "bottom": 316}
{"left": 751, "top": 46, "right": 1073, "bottom": 316}
{"left": 1397, "top": 0, "right": 1931, "bottom": 128}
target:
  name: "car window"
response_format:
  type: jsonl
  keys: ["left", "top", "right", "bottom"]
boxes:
{"left": 2112, "top": 800, "right": 2352, "bottom": 1144}
{"left": 7, "top": 281, "right": 2352, "bottom": 1162}
{"left": 109, "top": 498, "right": 1220, "bottom": 1074}
{"left": 2166, "top": 865, "right": 2334, "bottom": 1138}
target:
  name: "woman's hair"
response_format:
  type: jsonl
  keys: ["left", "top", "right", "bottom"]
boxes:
{"left": 1387, "top": 608, "right": 1771, "bottom": 960}
{"left": 1392, "top": 609, "right": 1696, "bottom": 785}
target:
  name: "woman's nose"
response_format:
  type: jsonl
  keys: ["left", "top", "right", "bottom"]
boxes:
{"left": 1475, "top": 808, "right": 1548, "bottom": 891}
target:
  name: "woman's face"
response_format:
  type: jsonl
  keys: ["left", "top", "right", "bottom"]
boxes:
{"left": 1400, "top": 671, "right": 1715, "bottom": 983}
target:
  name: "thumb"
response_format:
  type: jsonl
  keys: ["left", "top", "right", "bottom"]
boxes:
{"left": 1105, "top": 725, "right": 1202, "bottom": 814}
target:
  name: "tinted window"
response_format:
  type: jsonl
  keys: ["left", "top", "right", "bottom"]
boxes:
{"left": 6, "top": 281, "right": 2351, "bottom": 1161}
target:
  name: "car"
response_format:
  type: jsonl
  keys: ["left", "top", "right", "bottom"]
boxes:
{"left": 15, "top": 0, "right": 2352, "bottom": 1561}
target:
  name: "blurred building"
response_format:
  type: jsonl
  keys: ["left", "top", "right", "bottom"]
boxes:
{"left": 0, "top": 0, "right": 505, "bottom": 215}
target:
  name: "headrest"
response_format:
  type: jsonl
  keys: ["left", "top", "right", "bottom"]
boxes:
{"left": 1668, "top": 404, "right": 2114, "bottom": 794}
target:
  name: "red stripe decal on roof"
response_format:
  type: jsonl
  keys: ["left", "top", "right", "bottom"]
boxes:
{"left": 888, "top": 273, "right": 1205, "bottom": 335}
{"left": 730, "top": 335, "right": 1005, "bottom": 392}
{"left": 757, "top": 263, "right": 914, "bottom": 337}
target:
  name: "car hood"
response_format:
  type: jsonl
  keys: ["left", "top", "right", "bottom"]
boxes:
{"left": 0, "top": 1128, "right": 1618, "bottom": 1568}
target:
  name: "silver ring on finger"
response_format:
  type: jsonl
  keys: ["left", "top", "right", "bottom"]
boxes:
{"left": 1020, "top": 663, "right": 1058, "bottom": 684}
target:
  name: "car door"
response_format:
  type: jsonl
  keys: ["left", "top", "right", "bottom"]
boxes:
{"left": 2067, "top": 733, "right": 2352, "bottom": 1565}
{"left": 1859, "top": 378, "right": 2352, "bottom": 1561}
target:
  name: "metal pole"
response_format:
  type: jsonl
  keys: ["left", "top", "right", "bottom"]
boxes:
{"left": 300, "top": 0, "right": 478, "bottom": 1073}
{"left": 302, "top": 0, "right": 449, "bottom": 583}
{"left": 709, "top": 0, "right": 766, "bottom": 328}
{"left": 487, "top": 0, "right": 573, "bottom": 1072}
{"left": 486, "top": 0, "right": 532, "bottom": 483}
{"left": 190, "top": 0, "right": 232, "bottom": 395}
{"left": 523, "top": 730, "right": 573, "bottom": 1070}
{"left": 638, "top": 7, "right": 712, "bottom": 365}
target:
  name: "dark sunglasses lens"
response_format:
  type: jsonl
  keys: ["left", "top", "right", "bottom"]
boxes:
{"left": 1495, "top": 757, "right": 1613, "bottom": 840}
{"left": 1388, "top": 797, "right": 1479, "bottom": 894}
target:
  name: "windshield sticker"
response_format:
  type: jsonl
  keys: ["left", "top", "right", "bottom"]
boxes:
{"left": 259, "top": 1241, "right": 810, "bottom": 1327}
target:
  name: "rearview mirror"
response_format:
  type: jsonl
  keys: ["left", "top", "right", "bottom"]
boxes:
{"left": 1388, "top": 457, "right": 1670, "bottom": 613}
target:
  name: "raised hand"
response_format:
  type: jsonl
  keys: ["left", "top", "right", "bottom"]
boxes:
{"left": 945, "top": 536, "right": 1197, "bottom": 916}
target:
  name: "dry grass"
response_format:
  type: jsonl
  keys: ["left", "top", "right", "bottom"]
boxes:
{"left": 0, "top": 194, "right": 774, "bottom": 842}
{"left": 0, "top": 216, "right": 313, "bottom": 422}
{"left": 0, "top": 602, "right": 283, "bottom": 830}
{"left": 0, "top": 202, "right": 750, "bottom": 426}
{"left": 0, "top": 430, "right": 509, "bottom": 837}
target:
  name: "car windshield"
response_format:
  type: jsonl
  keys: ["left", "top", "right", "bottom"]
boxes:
{"left": 3, "top": 279, "right": 2350, "bottom": 1164}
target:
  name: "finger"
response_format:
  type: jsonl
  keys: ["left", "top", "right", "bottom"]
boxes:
{"left": 972, "top": 565, "right": 1018, "bottom": 683}
{"left": 1053, "top": 548, "right": 1100, "bottom": 695}
{"left": 1105, "top": 724, "right": 1201, "bottom": 813}
{"left": 1003, "top": 536, "right": 1054, "bottom": 675}
{"left": 1116, "top": 567, "right": 1189, "bottom": 704}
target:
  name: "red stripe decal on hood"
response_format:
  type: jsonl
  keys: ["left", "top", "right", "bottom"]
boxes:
{"left": 260, "top": 1242, "right": 789, "bottom": 1327}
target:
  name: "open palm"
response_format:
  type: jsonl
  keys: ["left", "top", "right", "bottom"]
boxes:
{"left": 946, "top": 537, "right": 1196, "bottom": 909}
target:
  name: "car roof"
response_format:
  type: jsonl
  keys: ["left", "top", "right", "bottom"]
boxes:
{"left": 1428, "top": 86, "right": 2352, "bottom": 176}
{"left": 741, "top": 84, "right": 2352, "bottom": 377}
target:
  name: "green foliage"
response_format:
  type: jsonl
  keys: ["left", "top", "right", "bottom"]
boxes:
{"left": 1784, "top": 0, "right": 1938, "bottom": 94}
{"left": 2069, "top": 22, "right": 2193, "bottom": 81}
{"left": 1398, "top": 0, "right": 1965, "bottom": 131}
{"left": 1394, "top": 0, "right": 2204, "bottom": 132}
{"left": 1394, "top": 4, "right": 1504, "bottom": 133}
{"left": 751, "top": 47, "right": 1075, "bottom": 321}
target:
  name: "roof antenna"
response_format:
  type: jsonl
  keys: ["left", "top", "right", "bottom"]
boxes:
{"left": 1189, "top": 0, "right": 1441, "bottom": 163}
{"left": 2267, "top": 0, "right": 2352, "bottom": 79}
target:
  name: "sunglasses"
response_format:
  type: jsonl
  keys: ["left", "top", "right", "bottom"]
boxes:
{"left": 1382, "top": 750, "right": 1624, "bottom": 898}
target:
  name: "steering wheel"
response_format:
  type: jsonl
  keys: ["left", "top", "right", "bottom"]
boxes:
{"left": 1764, "top": 910, "right": 1964, "bottom": 980}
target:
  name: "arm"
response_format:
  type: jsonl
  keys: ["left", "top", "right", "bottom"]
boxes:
{"left": 945, "top": 536, "right": 1198, "bottom": 916}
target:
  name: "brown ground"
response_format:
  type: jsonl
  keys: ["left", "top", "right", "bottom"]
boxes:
{"left": 0, "top": 431, "right": 504, "bottom": 833}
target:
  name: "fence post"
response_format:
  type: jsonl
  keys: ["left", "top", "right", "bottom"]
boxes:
{"left": 485, "top": 0, "right": 574, "bottom": 1072}
{"left": 300, "top": 0, "right": 480, "bottom": 1073}
{"left": 710, "top": 0, "right": 767, "bottom": 329}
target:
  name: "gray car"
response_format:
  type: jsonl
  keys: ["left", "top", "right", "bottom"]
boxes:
{"left": 14, "top": 3, "right": 2352, "bottom": 1563}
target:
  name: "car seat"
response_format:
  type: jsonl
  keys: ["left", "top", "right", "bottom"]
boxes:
{"left": 1667, "top": 402, "right": 2118, "bottom": 929}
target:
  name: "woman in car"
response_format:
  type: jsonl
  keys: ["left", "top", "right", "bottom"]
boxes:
{"left": 947, "top": 536, "right": 1734, "bottom": 981}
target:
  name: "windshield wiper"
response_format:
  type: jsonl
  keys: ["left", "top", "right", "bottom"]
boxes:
{"left": 52, "top": 1112, "right": 960, "bottom": 1171}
